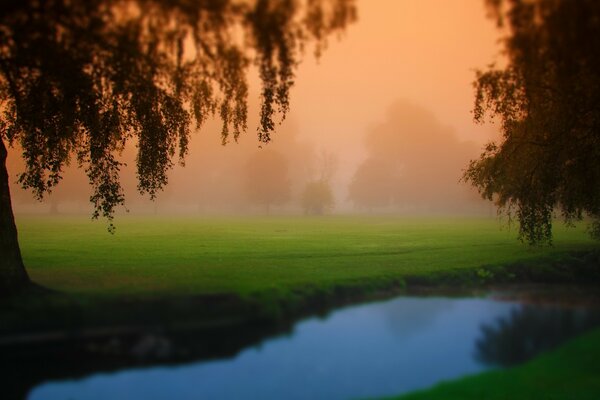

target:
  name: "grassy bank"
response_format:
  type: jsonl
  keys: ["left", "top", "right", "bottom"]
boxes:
{"left": 2, "top": 214, "right": 598, "bottom": 332}
{"left": 1, "top": 214, "right": 597, "bottom": 332}
{"left": 390, "top": 327, "right": 600, "bottom": 400}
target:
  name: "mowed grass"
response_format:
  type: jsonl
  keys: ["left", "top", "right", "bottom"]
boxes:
{"left": 16, "top": 214, "right": 598, "bottom": 297}
{"left": 391, "top": 327, "right": 600, "bottom": 400}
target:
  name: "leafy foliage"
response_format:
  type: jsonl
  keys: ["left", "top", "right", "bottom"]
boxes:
{"left": 464, "top": 0, "right": 600, "bottom": 244}
{"left": 0, "top": 0, "right": 356, "bottom": 228}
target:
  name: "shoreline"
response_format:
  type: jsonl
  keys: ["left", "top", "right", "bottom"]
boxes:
{"left": 3, "top": 249, "right": 600, "bottom": 340}
{"left": 2, "top": 249, "right": 600, "bottom": 399}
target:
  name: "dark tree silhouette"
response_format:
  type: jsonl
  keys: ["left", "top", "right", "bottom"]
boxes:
{"left": 464, "top": 0, "right": 600, "bottom": 244}
{"left": 0, "top": 0, "right": 356, "bottom": 292}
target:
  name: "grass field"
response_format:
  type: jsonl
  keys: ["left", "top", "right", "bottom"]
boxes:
{"left": 391, "top": 327, "right": 600, "bottom": 400}
{"left": 16, "top": 214, "right": 598, "bottom": 297}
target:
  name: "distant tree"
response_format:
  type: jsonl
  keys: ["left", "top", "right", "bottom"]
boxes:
{"left": 45, "top": 170, "right": 90, "bottom": 214}
{"left": 0, "top": 0, "right": 356, "bottom": 292}
{"left": 11, "top": 153, "right": 91, "bottom": 214}
{"left": 348, "top": 157, "right": 397, "bottom": 211}
{"left": 302, "top": 180, "right": 334, "bottom": 215}
{"left": 244, "top": 149, "right": 291, "bottom": 214}
{"left": 464, "top": 0, "right": 600, "bottom": 244}
{"left": 349, "top": 101, "right": 481, "bottom": 213}
{"left": 302, "top": 149, "right": 336, "bottom": 214}
{"left": 314, "top": 150, "right": 338, "bottom": 183}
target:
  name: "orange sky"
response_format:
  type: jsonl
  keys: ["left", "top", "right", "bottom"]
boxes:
{"left": 178, "top": 0, "right": 503, "bottom": 203}
{"left": 289, "top": 0, "right": 501, "bottom": 145}
{"left": 270, "top": 0, "right": 503, "bottom": 198}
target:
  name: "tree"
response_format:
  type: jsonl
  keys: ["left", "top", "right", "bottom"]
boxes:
{"left": 348, "top": 157, "right": 397, "bottom": 211}
{"left": 302, "top": 149, "right": 336, "bottom": 214}
{"left": 244, "top": 148, "right": 291, "bottom": 213}
{"left": 0, "top": 0, "right": 356, "bottom": 292}
{"left": 301, "top": 180, "right": 334, "bottom": 215}
{"left": 464, "top": 0, "right": 600, "bottom": 244}
{"left": 349, "top": 101, "right": 482, "bottom": 213}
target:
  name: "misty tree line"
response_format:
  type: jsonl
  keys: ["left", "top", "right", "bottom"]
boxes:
{"left": 9, "top": 100, "right": 487, "bottom": 215}
{"left": 3, "top": 0, "right": 594, "bottom": 222}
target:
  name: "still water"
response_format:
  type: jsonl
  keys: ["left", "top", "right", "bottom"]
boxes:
{"left": 28, "top": 295, "right": 600, "bottom": 400}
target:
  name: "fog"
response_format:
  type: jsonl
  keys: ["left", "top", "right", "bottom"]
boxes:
{"left": 7, "top": 0, "right": 501, "bottom": 216}
{"left": 349, "top": 100, "right": 489, "bottom": 214}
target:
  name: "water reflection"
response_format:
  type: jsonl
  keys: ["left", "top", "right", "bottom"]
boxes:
{"left": 18, "top": 295, "right": 600, "bottom": 400}
{"left": 475, "top": 305, "right": 600, "bottom": 367}
{"left": 380, "top": 297, "right": 455, "bottom": 340}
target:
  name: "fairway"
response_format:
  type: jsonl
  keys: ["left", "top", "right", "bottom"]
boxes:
{"left": 17, "top": 214, "right": 597, "bottom": 297}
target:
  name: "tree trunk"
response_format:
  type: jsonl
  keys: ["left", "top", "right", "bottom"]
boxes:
{"left": 0, "top": 138, "right": 29, "bottom": 294}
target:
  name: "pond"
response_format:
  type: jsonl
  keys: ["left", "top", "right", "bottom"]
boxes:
{"left": 26, "top": 291, "right": 600, "bottom": 400}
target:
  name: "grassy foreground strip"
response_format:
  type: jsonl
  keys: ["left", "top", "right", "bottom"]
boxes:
{"left": 390, "top": 327, "right": 600, "bottom": 400}
{"left": 16, "top": 215, "right": 598, "bottom": 296}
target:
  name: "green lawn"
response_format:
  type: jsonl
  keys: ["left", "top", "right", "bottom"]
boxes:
{"left": 390, "top": 327, "right": 600, "bottom": 400}
{"left": 16, "top": 214, "right": 597, "bottom": 297}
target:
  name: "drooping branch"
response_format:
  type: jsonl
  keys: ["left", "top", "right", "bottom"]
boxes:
{"left": 466, "top": 0, "right": 600, "bottom": 244}
{"left": 0, "top": 0, "right": 357, "bottom": 225}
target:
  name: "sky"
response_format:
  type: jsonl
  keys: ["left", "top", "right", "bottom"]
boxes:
{"left": 261, "top": 0, "right": 502, "bottom": 211}
{"left": 288, "top": 0, "right": 501, "bottom": 161}
{"left": 9, "top": 0, "right": 504, "bottom": 214}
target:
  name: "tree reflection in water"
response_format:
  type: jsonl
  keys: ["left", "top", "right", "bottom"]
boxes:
{"left": 475, "top": 304, "right": 600, "bottom": 367}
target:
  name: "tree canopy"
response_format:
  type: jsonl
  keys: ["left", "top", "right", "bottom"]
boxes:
{"left": 464, "top": 0, "right": 600, "bottom": 244}
{"left": 348, "top": 157, "right": 396, "bottom": 210}
{"left": 301, "top": 150, "right": 336, "bottom": 215}
{"left": 349, "top": 101, "right": 481, "bottom": 213}
{"left": 301, "top": 180, "right": 333, "bottom": 214}
{"left": 0, "top": 0, "right": 356, "bottom": 226}
{"left": 0, "top": 0, "right": 355, "bottom": 291}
